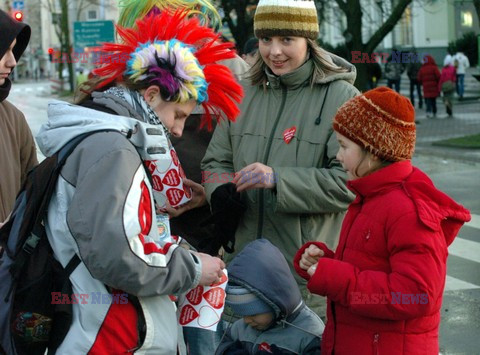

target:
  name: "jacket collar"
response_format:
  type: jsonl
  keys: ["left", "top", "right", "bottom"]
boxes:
{"left": 265, "top": 59, "right": 313, "bottom": 90}
{"left": 0, "top": 78, "right": 11, "bottom": 102}
{"left": 347, "top": 160, "right": 413, "bottom": 201}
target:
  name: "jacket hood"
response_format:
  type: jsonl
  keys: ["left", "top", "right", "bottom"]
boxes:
{"left": 227, "top": 239, "right": 303, "bottom": 320}
{"left": 422, "top": 55, "right": 437, "bottom": 66}
{"left": 37, "top": 100, "right": 169, "bottom": 162}
{"left": 0, "top": 9, "right": 31, "bottom": 61}
{"left": 403, "top": 167, "right": 471, "bottom": 246}
{"left": 316, "top": 50, "right": 357, "bottom": 85}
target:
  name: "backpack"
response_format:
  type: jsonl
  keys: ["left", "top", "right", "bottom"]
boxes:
{"left": 0, "top": 131, "right": 111, "bottom": 355}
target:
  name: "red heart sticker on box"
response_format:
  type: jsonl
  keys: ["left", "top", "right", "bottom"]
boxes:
{"left": 179, "top": 304, "right": 199, "bottom": 325}
{"left": 151, "top": 175, "right": 163, "bottom": 192}
{"left": 283, "top": 126, "right": 296, "bottom": 144}
{"left": 179, "top": 165, "right": 186, "bottom": 179}
{"left": 203, "top": 288, "right": 225, "bottom": 309}
{"left": 184, "top": 183, "right": 192, "bottom": 199}
{"left": 210, "top": 273, "right": 227, "bottom": 286}
{"left": 171, "top": 149, "right": 179, "bottom": 167}
{"left": 166, "top": 188, "right": 185, "bottom": 206}
{"left": 186, "top": 286, "right": 204, "bottom": 306}
{"left": 163, "top": 169, "right": 181, "bottom": 186}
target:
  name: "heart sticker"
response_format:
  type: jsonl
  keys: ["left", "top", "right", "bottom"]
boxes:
{"left": 203, "top": 288, "right": 225, "bottom": 309}
{"left": 198, "top": 306, "right": 220, "bottom": 328}
{"left": 210, "top": 273, "right": 227, "bottom": 287}
{"left": 166, "top": 188, "right": 185, "bottom": 206}
{"left": 151, "top": 175, "right": 163, "bottom": 192}
{"left": 283, "top": 126, "right": 296, "bottom": 144}
{"left": 162, "top": 169, "right": 181, "bottom": 186}
{"left": 179, "top": 305, "right": 199, "bottom": 325}
{"left": 186, "top": 286, "right": 204, "bottom": 306}
{"left": 258, "top": 342, "right": 272, "bottom": 352}
{"left": 171, "top": 149, "right": 179, "bottom": 167}
{"left": 184, "top": 183, "right": 192, "bottom": 199}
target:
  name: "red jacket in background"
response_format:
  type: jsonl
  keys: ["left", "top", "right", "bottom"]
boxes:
{"left": 294, "top": 161, "right": 471, "bottom": 355}
{"left": 417, "top": 55, "right": 441, "bottom": 98}
{"left": 438, "top": 65, "right": 457, "bottom": 92}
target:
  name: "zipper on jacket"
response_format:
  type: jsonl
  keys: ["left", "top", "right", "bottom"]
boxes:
{"left": 373, "top": 333, "right": 379, "bottom": 355}
{"left": 257, "top": 85, "right": 288, "bottom": 238}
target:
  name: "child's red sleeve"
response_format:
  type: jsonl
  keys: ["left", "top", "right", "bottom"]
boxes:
{"left": 293, "top": 241, "right": 334, "bottom": 280}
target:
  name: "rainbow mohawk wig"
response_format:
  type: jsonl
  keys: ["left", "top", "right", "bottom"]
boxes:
{"left": 118, "top": 0, "right": 221, "bottom": 29}
{"left": 93, "top": 11, "right": 243, "bottom": 127}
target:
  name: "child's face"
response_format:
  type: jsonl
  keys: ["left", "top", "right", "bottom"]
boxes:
{"left": 244, "top": 312, "right": 274, "bottom": 331}
{"left": 335, "top": 132, "right": 378, "bottom": 180}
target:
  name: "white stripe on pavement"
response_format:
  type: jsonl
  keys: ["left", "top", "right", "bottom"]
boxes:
{"left": 445, "top": 275, "right": 480, "bottom": 291}
{"left": 465, "top": 214, "right": 480, "bottom": 230}
{"left": 449, "top": 237, "right": 480, "bottom": 264}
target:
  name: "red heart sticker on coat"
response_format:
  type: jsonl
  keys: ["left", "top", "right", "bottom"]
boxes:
{"left": 144, "top": 160, "right": 157, "bottom": 174}
{"left": 258, "top": 342, "right": 272, "bottom": 352}
{"left": 171, "top": 149, "right": 179, "bottom": 167}
{"left": 186, "top": 286, "right": 204, "bottom": 305}
{"left": 166, "top": 188, "right": 185, "bottom": 206}
{"left": 151, "top": 175, "right": 163, "bottom": 192}
{"left": 283, "top": 126, "right": 296, "bottom": 144}
{"left": 203, "top": 288, "right": 225, "bottom": 309}
{"left": 179, "top": 304, "right": 199, "bottom": 325}
{"left": 162, "top": 169, "right": 181, "bottom": 186}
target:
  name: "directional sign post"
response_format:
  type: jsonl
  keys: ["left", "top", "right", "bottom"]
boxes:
{"left": 73, "top": 20, "right": 114, "bottom": 53}
{"left": 12, "top": 1, "right": 24, "bottom": 10}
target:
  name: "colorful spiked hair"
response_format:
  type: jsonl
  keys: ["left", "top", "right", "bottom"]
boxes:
{"left": 118, "top": 0, "right": 221, "bottom": 29}
{"left": 92, "top": 11, "right": 243, "bottom": 128}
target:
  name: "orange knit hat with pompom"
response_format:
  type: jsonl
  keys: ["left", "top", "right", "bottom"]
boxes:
{"left": 333, "top": 87, "right": 416, "bottom": 161}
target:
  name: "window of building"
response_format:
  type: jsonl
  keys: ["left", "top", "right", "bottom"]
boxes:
{"left": 461, "top": 11, "right": 473, "bottom": 27}
{"left": 87, "top": 10, "right": 97, "bottom": 20}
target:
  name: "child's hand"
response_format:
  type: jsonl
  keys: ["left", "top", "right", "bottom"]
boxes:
{"left": 299, "top": 244, "right": 324, "bottom": 270}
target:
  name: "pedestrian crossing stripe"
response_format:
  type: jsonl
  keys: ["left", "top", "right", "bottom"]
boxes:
{"left": 444, "top": 275, "right": 480, "bottom": 291}
{"left": 449, "top": 237, "right": 480, "bottom": 264}
{"left": 465, "top": 213, "right": 480, "bottom": 230}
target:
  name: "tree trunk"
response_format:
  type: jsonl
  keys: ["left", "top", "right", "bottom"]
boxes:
{"left": 60, "top": 0, "right": 74, "bottom": 92}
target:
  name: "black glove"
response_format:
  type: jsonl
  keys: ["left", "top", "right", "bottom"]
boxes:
{"left": 200, "top": 183, "right": 246, "bottom": 254}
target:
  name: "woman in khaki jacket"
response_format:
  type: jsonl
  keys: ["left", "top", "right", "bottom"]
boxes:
{"left": 202, "top": 0, "right": 358, "bottom": 318}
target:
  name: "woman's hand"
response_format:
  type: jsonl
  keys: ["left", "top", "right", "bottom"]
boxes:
{"left": 163, "top": 179, "right": 207, "bottom": 217}
{"left": 195, "top": 252, "right": 226, "bottom": 286}
{"left": 299, "top": 244, "right": 324, "bottom": 271}
{"left": 233, "top": 162, "right": 276, "bottom": 192}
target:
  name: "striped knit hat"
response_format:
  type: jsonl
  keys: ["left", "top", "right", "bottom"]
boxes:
{"left": 254, "top": 0, "right": 319, "bottom": 40}
{"left": 333, "top": 87, "right": 416, "bottom": 161}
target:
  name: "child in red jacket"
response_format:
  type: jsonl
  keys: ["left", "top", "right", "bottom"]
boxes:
{"left": 294, "top": 87, "right": 471, "bottom": 355}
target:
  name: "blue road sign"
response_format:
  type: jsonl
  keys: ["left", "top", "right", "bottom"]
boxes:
{"left": 12, "top": 1, "right": 24, "bottom": 10}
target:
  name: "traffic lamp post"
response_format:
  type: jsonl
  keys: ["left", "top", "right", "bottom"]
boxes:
{"left": 13, "top": 10, "right": 24, "bottom": 21}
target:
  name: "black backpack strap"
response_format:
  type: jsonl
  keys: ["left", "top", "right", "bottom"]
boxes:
{"left": 64, "top": 254, "right": 81, "bottom": 277}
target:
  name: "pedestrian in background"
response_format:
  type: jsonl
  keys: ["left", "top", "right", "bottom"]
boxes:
{"left": 384, "top": 49, "right": 405, "bottom": 93}
{"left": 366, "top": 60, "right": 382, "bottom": 90}
{"left": 417, "top": 55, "right": 440, "bottom": 118}
{"left": 202, "top": 0, "right": 358, "bottom": 320}
{"left": 439, "top": 59, "right": 456, "bottom": 117}
{"left": 406, "top": 51, "right": 423, "bottom": 109}
{"left": 242, "top": 37, "right": 259, "bottom": 67}
{"left": 295, "top": 87, "right": 471, "bottom": 355}
{"left": 454, "top": 51, "right": 470, "bottom": 100}
{"left": 0, "top": 10, "right": 38, "bottom": 224}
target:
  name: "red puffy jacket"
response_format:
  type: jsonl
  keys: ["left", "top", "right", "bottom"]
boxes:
{"left": 294, "top": 161, "right": 470, "bottom": 355}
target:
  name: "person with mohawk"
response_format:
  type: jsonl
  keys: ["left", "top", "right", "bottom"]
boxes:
{"left": 36, "top": 10, "right": 242, "bottom": 354}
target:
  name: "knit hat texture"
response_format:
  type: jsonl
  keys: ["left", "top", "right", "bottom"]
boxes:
{"left": 226, "top": 284, "right": 274, "bottom": 316}
{"left": 333, "top": 87, "right": 416, "bottom": 161}
{"left": 254, "top": 0, "right": 319, "bottom": 40}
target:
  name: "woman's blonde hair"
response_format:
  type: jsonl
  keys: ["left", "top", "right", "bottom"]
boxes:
{"left": 247, "top": 38, "right": 348, "bottom": 88}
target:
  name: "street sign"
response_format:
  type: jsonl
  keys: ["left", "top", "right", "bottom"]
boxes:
{"left": 12, "top": 1, "right": 24, "bottom": 10}
{"left": 73, "top": 20, "right": 114, "bottom": 53}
